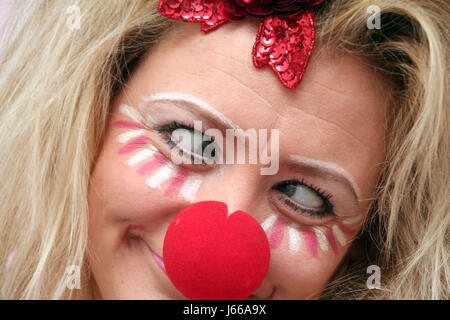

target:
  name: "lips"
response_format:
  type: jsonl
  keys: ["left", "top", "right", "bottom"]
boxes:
{"left": 126, "top": 220, "right": 274, "bottom": 300}
{"left": 142, "top": 238, "right": 278, "bottom": 299}
{"left": 148, "top": 244, "right": 166, "bottom": 274}
{"left": 269, "top": 287, "right": 276, "bottom": 300}
{"left": 145, "top": 240, "right": 277, "bottom": 299}
{"left": 125, "top": 225, "right": 167, "bottom": 274}
{"left": 162, "top": 201, "right": 271, "bottom": 300}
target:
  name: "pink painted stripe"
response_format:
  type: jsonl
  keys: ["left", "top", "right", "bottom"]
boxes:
{"left": 114, "top": 120, "right": 144, "bottom": 129}
{"left": 118, "top": 136, "right": 150, "bottom": 154}
{"left": 150, "top": 247, "right": 166, "bottom": 274}
{"left": 301, "top": 226, "right": 318, "bottom": 258}
{"left": 339, "top": 224, "right": 355, "bottom": 237}
{"left": 268, "top": 217, "right": 285, "bottom": 249}
{"left": 325, "top": 226, "right": 339, "bottom": 255}
{"left": 137, "top": 154, "right": 167, "bottom": 176}
{"left": 164, "top": 168, "right": 190, "bottom": 197}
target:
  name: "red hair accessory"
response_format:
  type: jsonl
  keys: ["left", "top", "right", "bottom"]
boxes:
{"left": 158, "top": 0, "right": 325, "bottom": 89}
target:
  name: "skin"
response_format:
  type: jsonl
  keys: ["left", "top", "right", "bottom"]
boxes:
{"left": 87, "top": 19, "right": 388, "bottom": 299}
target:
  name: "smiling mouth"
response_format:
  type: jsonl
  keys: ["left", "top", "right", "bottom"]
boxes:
{"left": 268, "top": 287, "right": 276, "bottom": 300}
{"left": 126, "top": 226, "right": 167, "bottom": 274}
{"left": 147, "top": 244, "right": 276, "bottom": 300}
{"left": 130, "top": 229, "right": 275, "bottom": 299}
{"left": 142, "top": 240, "right": 278, "bottom": 300}
{"left": 146, "top": 243, "right": 166, "bottom": 274}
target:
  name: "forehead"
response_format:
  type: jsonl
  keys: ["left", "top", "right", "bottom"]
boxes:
{"left": 124, "top": 20, "right": 388, "bottom": 190}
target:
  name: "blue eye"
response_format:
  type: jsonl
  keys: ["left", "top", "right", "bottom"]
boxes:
{"left": 273, "top": 180, "right": 334, "bottom": 217}
{"left": 155, "top": 121, "right": 216, "bottom": 162}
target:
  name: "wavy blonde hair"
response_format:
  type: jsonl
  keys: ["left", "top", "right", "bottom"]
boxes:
{"left": 0, "top": 0, "right": 448, "bottom": 299}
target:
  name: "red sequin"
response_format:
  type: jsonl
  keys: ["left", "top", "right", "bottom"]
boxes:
{"left": 158, "top": 0, "right": 317, "bottom": 89}
{"left": 158, "top": 0, "right": 229, "bottom": 32}
{"left": 252, "top": 12, "right": 315, "bottom": 89}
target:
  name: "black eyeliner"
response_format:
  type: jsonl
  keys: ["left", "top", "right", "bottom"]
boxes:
{"left": 273, "top": 179, "right": 335, "bottom": 217}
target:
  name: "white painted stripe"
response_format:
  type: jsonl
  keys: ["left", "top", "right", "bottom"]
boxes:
{"left": 288, "top": 224, "right": 301, "bottom": 254}
{"left": 127, "top": 147, "right": 156, "bottom": 166}
{"left": 145, "top": 164, "right": 175, "bottom": 189}
{"left": 313, "top": 227, "right": 329, "bottom": 252}
{"left": 119, "top": 104, "right": 143, "bottom": 123}
{"left": 261, "top": 215, "right": 277, "bottom": 231}
{"left": 143, "top": 92, "right": 241, "bottom": 130}
{"left": 289, "top": 155, "right": 362, "bottom": 201}
{"left": 179, "top": 175, "right": 202, "bottom": 202}
{"left": 332, "top": 225, "right": 347, "bottom": 246}
{"left": 117, "top": 129, "right": 145, "bottom": 144}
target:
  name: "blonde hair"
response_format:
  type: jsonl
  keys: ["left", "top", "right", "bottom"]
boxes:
{"left": 0, "top": 0, "right": 448, "bottom": 299}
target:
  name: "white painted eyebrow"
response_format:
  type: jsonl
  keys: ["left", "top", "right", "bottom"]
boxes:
{"left": 289, "top": 155, "right": 362, "bottom": 201}
{"left": 142, "top": 92, "right": 241, "bottom": 130}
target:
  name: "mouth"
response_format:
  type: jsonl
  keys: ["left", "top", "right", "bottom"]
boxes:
{"left": 126, "top": 226, "right": 274, "bottom": 300}
{"left": 147, "top": 243, "right": 166, "bottom": 274}
{"left": 125, "top": 225, "right": 166, "bottom": 274}
{"left": 141, "top": 240, "right": 278, "bottom": 300}
{"left": 268, "top": 287, "right": 276, "bottom": 300}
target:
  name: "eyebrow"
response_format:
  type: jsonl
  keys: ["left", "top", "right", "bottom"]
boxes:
{"left": 289, "top": 155, "right": 362, "bottom": 204}
{"left": 141, "top": 93, "right": 362, "bottom": 203}
{"left": 142, "top": 92, "right": 241, "bottom": 130}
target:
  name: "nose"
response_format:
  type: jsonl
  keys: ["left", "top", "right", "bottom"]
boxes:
{"left": 197, "top": 164, "right": 264, "bottom": 214}
{"left": 193, "top": 165, "right": 276, "bottom": 300}
{"left": 163, "top": 200, "right": 271, "bottom": 300}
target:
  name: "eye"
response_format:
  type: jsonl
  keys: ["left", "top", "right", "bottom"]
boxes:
{"left": 155, "top": 121, "right": 217, "bottom": 163}
{"left": 272, "top": 180, "right": 334, "bottom": 218}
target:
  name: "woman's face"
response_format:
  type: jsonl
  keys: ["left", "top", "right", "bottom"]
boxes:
{"left": 87, "top": 20, "right": 387, "bottom": 299}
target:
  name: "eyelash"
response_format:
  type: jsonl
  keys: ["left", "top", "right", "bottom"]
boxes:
{"left": 154, "top": 121, "right": 193, "bottom": 142}
{"left": 154, "top": 121, "right": 212, "bottom": 163}
{"left": 273, "top": 179, "right": 335, "bottom": 218}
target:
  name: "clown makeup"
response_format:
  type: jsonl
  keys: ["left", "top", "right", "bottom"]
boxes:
{"left": 116, "top": 99, "right": 364, "bottom": 262}
{"left": 87, "top": 20, "right": 388, "bottom": 299}
{"left": 260, "top": 155, "right": 364, "bottom": 259}
{"left": 114, "top": 104, "right": 203, "bottom": 202}
{"left": 289, "top": 155, "right": 363, "bottom": 203}
{"left": 261, "top": 214, "right": 357, "bottom": 258}
{"left": 143, "top": 92, "right": 241, "bottom": 130}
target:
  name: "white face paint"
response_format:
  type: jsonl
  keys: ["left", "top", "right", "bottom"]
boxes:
{"left": 117, "top": 129, "right": 146, "bottom": 144}
{"left": 118, "top": 97, "right": 363, "bottom": 259}
{"left": 114, "top": 105, "right": 204, "bottom": 203}
{"left": 260, "top": 213, "right": 356, "bottom": 258}
{"left": 142, "top": 92, "right": 241, "bottom": 130}
{"left": 141, "top": 92, "right": 280, "bottom": 175}
{"left": 126, "top": 147, "right": 157, "bottom": 167}
{"left": 289, "top": 155, "right": 362, "bottom": 201}
{"left": 119, "top": 104, "right": 144, "bottom": 124}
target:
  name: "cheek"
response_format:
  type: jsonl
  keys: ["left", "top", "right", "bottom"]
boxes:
{"left": 261, "top": 214, "right": 355, "bottom": 257}
{"left": 88, "top": 103, "right": 360, "bottom": 298}
{"left": 113, "top": 105, "right": 203, "bottom": 203}
{"left": 87, "top": 117, "right": 203, "bottom": 235}
{"left": 261, "top": 214, "right": 356, "bottom": 297}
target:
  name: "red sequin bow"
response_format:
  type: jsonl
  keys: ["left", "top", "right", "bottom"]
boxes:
{"left": 158, "top": 0, "right": 323, "bottom": 89}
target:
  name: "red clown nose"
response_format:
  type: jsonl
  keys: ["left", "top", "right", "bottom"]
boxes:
{"left": 163, "top": 201, "right": 270, "bottom": 300}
